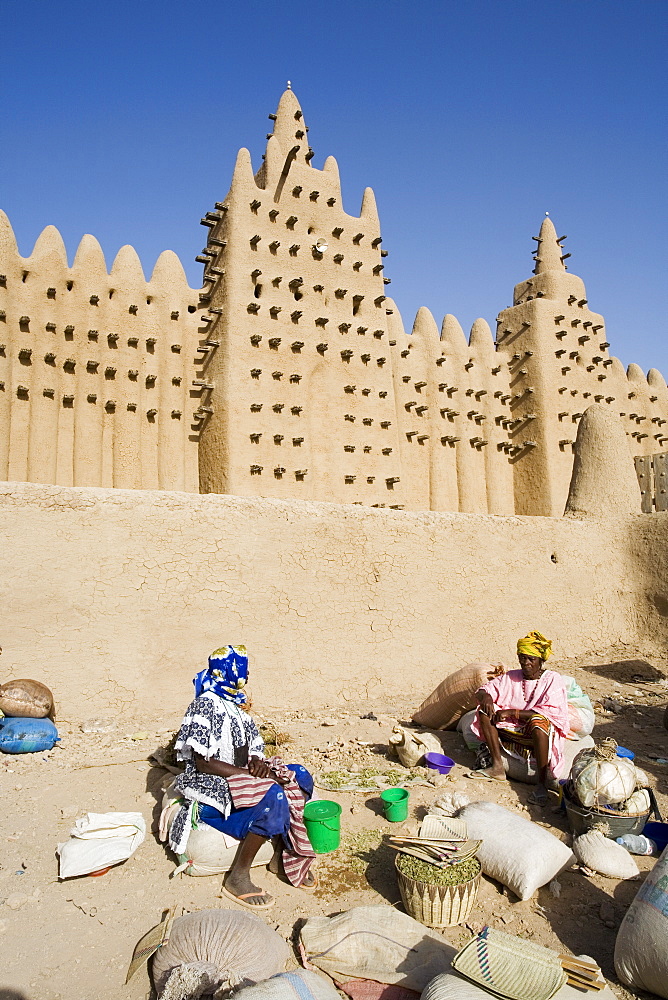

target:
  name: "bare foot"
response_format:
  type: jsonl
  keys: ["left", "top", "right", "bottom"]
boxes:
{"left": 467, "top": 764, "right": 507, "bottom": 782}
{"left": 301, "top": 871, "right": 317, "bottom": 888}
{"left": 223, "top": 869, "right": 273, "bottom": 906}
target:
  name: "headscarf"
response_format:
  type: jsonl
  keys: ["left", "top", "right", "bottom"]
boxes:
{"left": 517, "top": 630, "right": 552, "bottom": 662}
{"left": 193, "top": 645, "right": 249, "bottom": 705}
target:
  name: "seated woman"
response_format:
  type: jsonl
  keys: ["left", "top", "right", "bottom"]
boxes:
{"left": 470, "top": 631, "right": 569, "bottom": 805}
{"left": 169, "top": 645, "right": 316, "bottom": 908}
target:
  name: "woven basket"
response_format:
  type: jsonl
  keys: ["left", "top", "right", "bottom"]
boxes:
{"left": 453, "top": 926, "right": 566, "bottom": 1000}
{"left": 395, "top": 855, "right": 481, "bottom": 928}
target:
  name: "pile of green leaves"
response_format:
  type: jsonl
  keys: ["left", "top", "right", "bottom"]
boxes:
{"left": 396, "top": 852, "right": 481, "bottom": 887}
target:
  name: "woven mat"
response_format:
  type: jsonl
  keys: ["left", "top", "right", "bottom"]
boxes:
{"left": 420, "top": 814, "right": 468, "bottom": 840}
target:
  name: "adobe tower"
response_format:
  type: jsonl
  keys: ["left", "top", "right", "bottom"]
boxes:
{"left": 197, "top": 87, "right": 402, "bottom": 506}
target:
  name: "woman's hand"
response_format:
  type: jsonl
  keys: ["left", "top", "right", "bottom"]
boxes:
{"left": 248, "top": 756, "right": 273, "bottom": 779}
{"left": 493, "top": 709, "right": 516, "bottom": 723}
{"left": 477, "top": 691, "right": 496, "bottom": 718}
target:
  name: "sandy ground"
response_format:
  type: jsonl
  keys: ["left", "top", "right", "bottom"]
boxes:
{"left": 1, "top": 648, "right": 667, "bottom": 1000}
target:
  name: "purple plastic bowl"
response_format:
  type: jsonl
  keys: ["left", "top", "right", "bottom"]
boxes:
{"left": 424, "top": 752, "right": 455, "bottom": 775}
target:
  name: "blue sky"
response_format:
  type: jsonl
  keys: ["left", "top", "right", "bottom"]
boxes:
{"left": 1, "top": 0, "right": 666, "bottom": 373}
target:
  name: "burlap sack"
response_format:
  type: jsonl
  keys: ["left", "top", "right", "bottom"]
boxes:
{"left": 412, "top": 663, "right": 506, "bottom": 730}
{"left": 0, "top": 678, "right": 54, "bottom": 719}
{"left": 614, "top": 845, "right": 668, "bottom": 998}
{"left": 300, "top": 905, "right": 456, "bottom": 991}
{"left": 152, "top": 909, "right": 289, "bottom": 997}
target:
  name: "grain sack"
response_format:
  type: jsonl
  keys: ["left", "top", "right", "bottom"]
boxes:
{"left": 421, "top": 970, "right": 620, "bottom": 1000}
{"left": 175, "top": 821, "right": 273, "bottom": 876}
{"left": 412, "top": 663, "right": 507, "bottom": 730}
{"left": 159, "top": 781, "right": 273, "bottom": 875}
{"left": 58, "top": 811, "right": 146, "bottom": 878}
{"left": 457, "top": 801, "right": 574, "bottom": 900}
{"left": 571, "top": 741, "right": 637, "bottom": 808}
{"left": 152, "top": 909, "right": 289, "bottom": 998}
{"left": 0, "top": 678, "right": 54, "bottom": 719}
{"left": 0, "top": 716, "right": 59, "bottom": 754}
{"left": 300, "top": 905, "right": 456, "bottom": 992}
{"left": 573, "top": 825, "right": 639, "bottom": 879}
{"left": 562, "top": 676, "right": 594, "bottom": 738}
{"left": 619, "top": 788, "right": 650, "bottom": 815}
{"left": 389, "top": 726, "right": 445, "bottom": 767}
{"left": 614, "top": 844, "right": 668, "bottom": 998}
{"left": 235, "top": 970, "right": 340, "bottom": 1000}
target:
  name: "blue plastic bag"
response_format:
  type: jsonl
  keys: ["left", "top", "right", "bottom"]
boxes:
{"left": 0, "top": 716, "right": 59, "bottom": 753}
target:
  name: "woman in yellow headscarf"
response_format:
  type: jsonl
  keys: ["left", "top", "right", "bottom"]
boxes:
{"left": 470, "top": 631, "right": 570, "bottom": 804}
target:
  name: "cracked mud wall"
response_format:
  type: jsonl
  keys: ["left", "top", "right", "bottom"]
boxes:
{"left": 0, "top": 481, "right": 666, "bottom": 720}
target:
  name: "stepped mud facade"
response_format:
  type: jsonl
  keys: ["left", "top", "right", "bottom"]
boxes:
{"left": 1, "top": 88, "right": 666, "bottom": 515}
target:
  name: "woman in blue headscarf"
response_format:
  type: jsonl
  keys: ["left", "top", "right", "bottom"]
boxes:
{"left": 169, "top": 646, "right": 315, "bottom": 908}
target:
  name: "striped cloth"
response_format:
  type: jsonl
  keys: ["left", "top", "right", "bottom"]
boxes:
{"left": 226, "top": 757, "right": 315, "bottom": 887}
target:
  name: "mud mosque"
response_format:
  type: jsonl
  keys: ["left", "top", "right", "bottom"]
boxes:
{"left": 1, "top": 87, "right": 666, "bottom": 517}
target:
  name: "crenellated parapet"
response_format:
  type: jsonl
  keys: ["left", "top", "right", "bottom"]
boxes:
{"left": 2, "top": 92, "right": 666, "bottom": 515}
{"left": 0, "top": 212, "right": 202, "bottom": 490}
{"left": 386, "top": 308, "right": 516, "bottom": 514}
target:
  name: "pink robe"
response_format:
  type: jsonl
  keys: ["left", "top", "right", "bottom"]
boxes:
{"left": 471, "top": 669, "right": 570, "bottom": 776}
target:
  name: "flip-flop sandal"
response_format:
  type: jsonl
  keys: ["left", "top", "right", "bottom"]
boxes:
{"left": 218, "top": 885, "right": 275, "bottom": 910}
{"left": 299, "top": 874, "right": 319, "bottom": 891}
{"left": 466, "top": 769, "right": 507, "bottom": 782}
{"left": 528, "top": 790, "right": 548, "bottom": 805}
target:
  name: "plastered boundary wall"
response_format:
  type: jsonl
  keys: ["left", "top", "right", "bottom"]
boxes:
{"left": 0, "top": 481, "right": 666, "bottom": 722}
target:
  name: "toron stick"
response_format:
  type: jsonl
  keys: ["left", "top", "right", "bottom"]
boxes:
{"left": 558, "top": 955, "right": 601, "bottom": 971}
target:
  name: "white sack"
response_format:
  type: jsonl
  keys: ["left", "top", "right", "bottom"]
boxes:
{"left": 300, "top": 905, "right": 456, "bottom": 992}
{"left": 174, "top": 822, "right": 273, "bottom": 876}
{"left": 422, "top": 970, "right": 619, "bottom": 1000}
{"left": 571, "top": 750, "right": 637, "bottom": 808}
{"left": 619, "top": 788, "right": 650, "bottom": 815}
{"left": 160, "top": 780, "right": 273, "bottom": 875}
{"left": 57, "top": 811, "right": 145, "bottom": 879}
{"left": 152, "top": 909, "right": 289, "bottom": 998}
{"left": 235, "top": 970, "right": 340, "bottom": 1000}
{"left": 614, "top": 844, "right": 668, "bottom": 998}
{"left": 573, "top": 827, "right": 639, "bottom": 879}
{"left": 458, "top": 801, "right": 574, "bottom": 900}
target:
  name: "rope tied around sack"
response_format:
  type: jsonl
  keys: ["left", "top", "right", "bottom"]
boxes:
{"left": 589, "top": 821, "right": 612, "bottom": 836}
{"left": 591, "top": 737, "right": 618, "bottom": 761}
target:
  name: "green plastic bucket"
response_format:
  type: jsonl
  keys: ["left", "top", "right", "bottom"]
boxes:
{"left": 303, "top": 799, "right": 342, "bottom": 853}
{"left": 381, "top": 787, "right": 409, "bottom": 822}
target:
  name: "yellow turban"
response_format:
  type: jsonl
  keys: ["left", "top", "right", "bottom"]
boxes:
{"left": 517, "top": 631, "right": 552, "bottom": 661}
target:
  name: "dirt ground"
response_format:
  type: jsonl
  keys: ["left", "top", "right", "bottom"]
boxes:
{"left": 1, "top": 648, "right": 667, "bottom": 1000}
